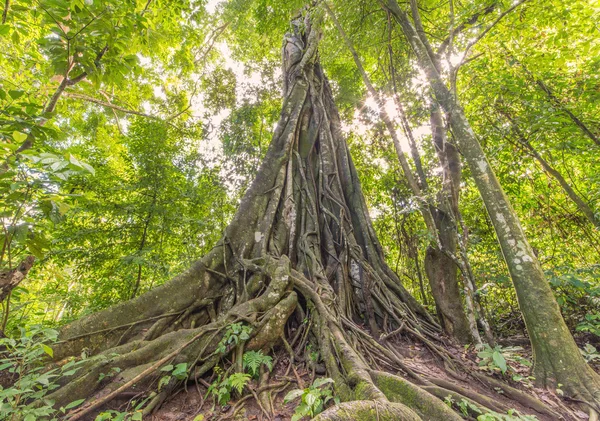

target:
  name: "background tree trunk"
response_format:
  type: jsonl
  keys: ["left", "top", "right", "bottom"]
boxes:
{"left": 383, "top": 0, "right": 600, "bottom": 410}
{"left": 424, "top": 105, "right": 473, "bottom": 344}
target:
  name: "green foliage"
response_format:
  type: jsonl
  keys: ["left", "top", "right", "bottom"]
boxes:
{"left": 283, "top": 377, "right": 337, "bottom": 421}
{"left": 0, "top": 148, "right": 94, "bottom": 267}
{"left": 206, "top": 369, "right": 251, "bottom": 406}
{"left": 242, "top": 350, "right": 273, "bottom": 378}
{"left": 576, "top": 313, "right": 600, "bottom": 337}
{"left": 216, "top": 322, "right": 252, "bottom": 355}
{"left": 95, "top": 405, "right": 145, "bottom": 421}
{"left": 206, "top": 348, "right": 273, "bottom": 406}
{"left": 157, "top": 362, "right": 189, "bottom": 391}
{"left": 0, "top": 325, "right": 90, "bottom": 420}
{"left": 476, "top": 345, "right": 531, "bottom": 375}
{"left": 0, "top": 3, "right": 599, "bottom": 420}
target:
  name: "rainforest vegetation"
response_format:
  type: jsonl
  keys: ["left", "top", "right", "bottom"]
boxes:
{"left": 0, "top": 0, "right": 599, "bottom": 420}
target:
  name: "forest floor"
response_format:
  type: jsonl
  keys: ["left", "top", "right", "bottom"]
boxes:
{"left": 117, "top": 328, "right": 600, "bottom": 421}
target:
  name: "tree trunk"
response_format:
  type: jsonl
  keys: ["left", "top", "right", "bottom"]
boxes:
{"left": 326, "top": 3, "right": 472, "bottom": 343}
{"left": 0, "top": 256, "right": 35, "bottom": 302}
{"left": 425, "top": 105, "right": 476, "bottom": 344}
{"left": 383, "top": 0, "right": 600, "bottom": 411}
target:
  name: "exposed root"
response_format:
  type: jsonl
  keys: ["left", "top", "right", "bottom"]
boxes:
{"left": 313, "top": 400, "right": 420, "bottom": 421}
{"left": 470, "top": 371, "right": 564, "bottom": 418}
{"left": 426, "top": 377, "right": 511, "bottom": 414}
{"left": 370, "top": 371, "right": 462, "bottom": 420}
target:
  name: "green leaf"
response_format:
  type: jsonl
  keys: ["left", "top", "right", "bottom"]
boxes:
{"left": 131, "top": 412, "right": 143, "bottom": 420}
{"left": 172, "top": 362, "right": 187, "bottom": 378}
{"left": 26, "top": 239, "right": 45, "bottom": 259}
{"left": 312, "top": 377, "right": 334, "bottom": 388}
{"left": 160, "top": 364, "right": 174, "bottom": 372}
{"left": 0, "top": 362, "right": 13, "bottom": 370}
{"left": 492, "top": 350, "right": 508, "bottom": 374}
{"left": 65, "top": 398, "right": 85, "bottom": 409}
{"left": 12, "top": 131, "right": 28, "bottom": 143}
{"left": 42, "top": 344, "right": 54, "bottom": 357}
{"left": 158, "top": 375, "right": 171, "bottom": 391}
{"left": 0, "top": 24, "right": 10, "bottom": 36}
{"left": 8, "top": 90, "right": 24, "bottom": 99}
{"left": 227, "top": 372, "right": 250, "bottom": 394}
{"left": 283, "top": 388, "right": 304, "bottom": 403}
{"left": 304, "top": 390, "right": 317, "bottom": 407}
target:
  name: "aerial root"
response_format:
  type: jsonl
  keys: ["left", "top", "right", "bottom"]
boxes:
{"left": 44, "top": 253, "right": 571, "bottom": 421}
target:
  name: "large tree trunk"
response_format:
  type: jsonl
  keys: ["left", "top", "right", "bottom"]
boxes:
{"left": 43, "top": 11, "right": 562, "bottom": 421}
{"left": 48, "top": 13, "right": 445, "bottom": 420}
{"left": 383, "top": 0, "right": 600, "bottom": 412}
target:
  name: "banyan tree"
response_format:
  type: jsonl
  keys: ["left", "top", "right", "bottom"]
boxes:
{"left": 46, "top": 11, "right": 574, "bottom": 421}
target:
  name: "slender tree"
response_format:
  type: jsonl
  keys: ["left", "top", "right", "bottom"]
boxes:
{"left": 382, "top": 0, "right": 600, "bottom": 411}
{"left": 325, "top": 3, "right": 474, "bottom": 344}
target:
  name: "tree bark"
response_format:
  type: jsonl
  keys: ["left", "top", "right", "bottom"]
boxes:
{"left": 383, "top": 0, "right": 600, "bottom": 410}
{"left": 425, "top": 105, "right": 476, "bottom": 344}
{"left": 0, "top": 256, "right": 35, "bottom": 302}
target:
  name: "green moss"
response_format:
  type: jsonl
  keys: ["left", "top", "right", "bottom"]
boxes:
{"left": 313, "top": 401, "right": 421, "bottom": 421}
{"left": 371, "top": 371, "right": 462, "bottom": 421}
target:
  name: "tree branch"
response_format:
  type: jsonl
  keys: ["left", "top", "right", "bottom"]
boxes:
{"left": 457, "top": 0, "right": 527, "bottom": 68}
{"left": 436, "top": 3, "right": 497, "bottom": 56}
{"left": 452, "top": 0, "right": 527, "bottom": 91}
{"left": 64, "top": 92, "right": 159, "bottom": 120}
{"left": 2, "top": 0, "right": 9, "bottom": 24}
{"left": 66, "top": 44, "right": 109, "bottom": 86}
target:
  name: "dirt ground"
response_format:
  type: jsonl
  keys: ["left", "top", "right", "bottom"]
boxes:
{"left": 129, "top": 330, "right": 599, "bottom": 421}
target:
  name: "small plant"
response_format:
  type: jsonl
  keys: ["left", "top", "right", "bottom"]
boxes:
{"left": 216, "top": 322, "right": 252, "bottom": 355}
{"left": 0, "top": 325, "right": 90, "bottom": 420}
{"left": 444, "top": 395, "right": 539, "bottom": 420}
{"left": 511, "top": 374, "right": 535, "bottom": 388}
{"left": 283, "top": 377, "right": 338, "bottom": 421}
{"left": 579, "top": 343, "right": 600, "bottom": 363}
{"left": 576, "top": 313, "right": 600, "bottom": 337}
{"left": 476, "top": 344, "right": 531, "bottom": 375}
{"left": 444, "top": 395, "right": 481, "bottom": 417}
{"left": 95, "top": 397, "right": 150, "bottom": 421}
{"left": 306, "top": 344, "right": 320, "bottom": 363}
{"left": 158, "top": 362, "right": 188, "bottom": 390}
{"left": 206, "top": 368, "right": 251, "bottom": 406}
{"left": 242, "top": 350, "right": 273, "bottom": 378}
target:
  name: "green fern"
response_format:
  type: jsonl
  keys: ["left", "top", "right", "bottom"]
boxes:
{"left": 242, "top": 350, "right": 273, "bottom": 378}
{"left": 227, "top": 372, "right": 251, "bottom": 394}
